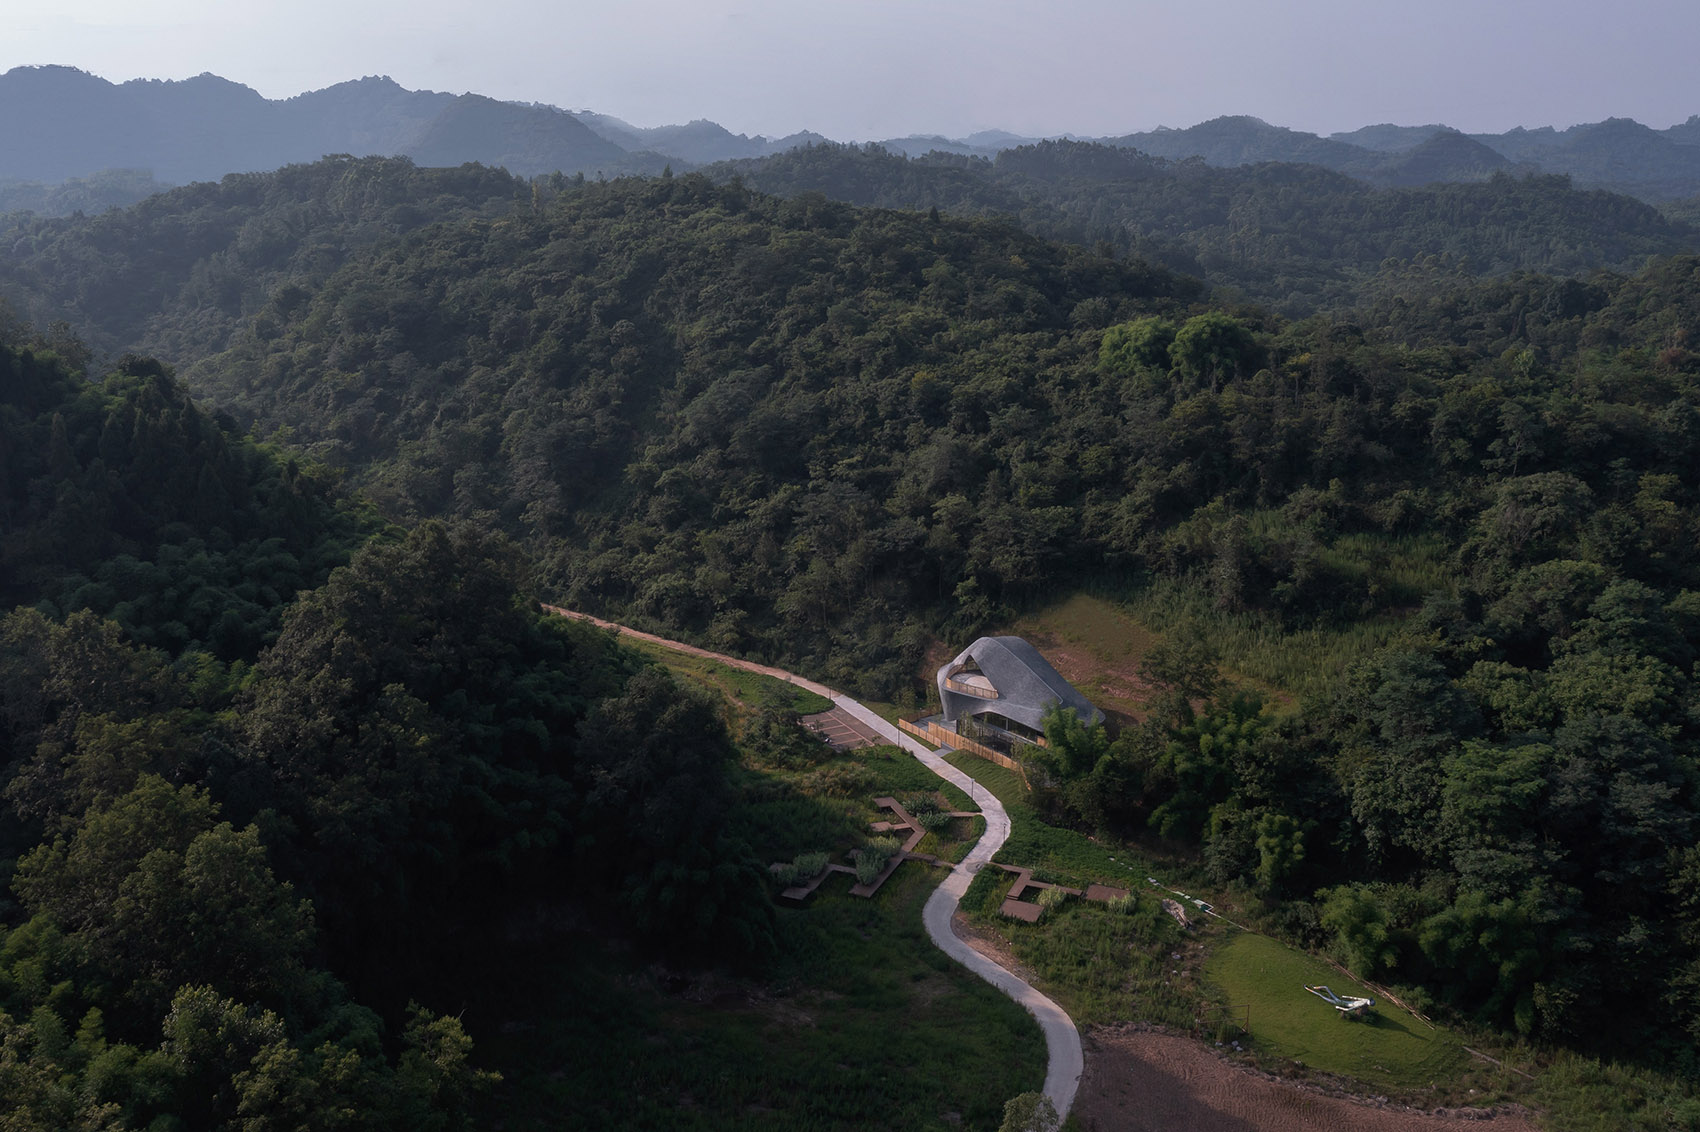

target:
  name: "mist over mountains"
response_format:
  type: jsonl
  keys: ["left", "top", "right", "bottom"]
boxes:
{"left": 3, "top": 65, "right": 1699, "bottom": 209}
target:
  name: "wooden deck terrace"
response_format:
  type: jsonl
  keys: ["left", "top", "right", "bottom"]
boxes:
{"left": 997, "top": 865, "right": 1129, "bottom": 922}
{"left": 778, "top": 794, "right": 982, "bottom": 900}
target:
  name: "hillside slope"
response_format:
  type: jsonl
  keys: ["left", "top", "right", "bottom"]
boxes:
{"left": 711, "top": 141, "right": 1700, "bottom": 313}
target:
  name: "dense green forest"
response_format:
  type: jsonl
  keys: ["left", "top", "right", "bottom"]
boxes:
{"left": 0, "top": 338, "right": 779, "bottom": 1126}
{"left": 190, "top": 172, "right": 1700, "bottom": 1066}
{"left": 3, "top": 145, "right": 1696, "bottom": 366}
{"left": 3, "top": 156, "right": 1700, "bottom": 1122}
{"left": 709, "top": 141, "right": 1700, "bottom": 314}
{"left": 0, "top": 156, "right": 529, "bottom": 363}
{"left": 0, "top": 168, "right": 171, "bottom": 219}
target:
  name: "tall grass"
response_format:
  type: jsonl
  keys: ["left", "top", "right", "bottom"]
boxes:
{"left": 1071, "top": 526, "right": 1456, "bottom": 702}
{"left": 946, "top": 753, "right": 1202, "bottom": 1028}
{"left": 1529, "top": 1054, "right": 1700, "bottom": 1132}
{"left": 1103, "top": 576, "right": 1405, "bottom": 702}
{"left": 859, "top": 745, "right": 975, "bottom": 810}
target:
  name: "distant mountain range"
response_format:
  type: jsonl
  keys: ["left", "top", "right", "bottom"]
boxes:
{"left": 2, "top": 66, "right": 1698, "bottom": 210}
{"left": 1091, "top": 115, "right": 1700, "bottom": 200}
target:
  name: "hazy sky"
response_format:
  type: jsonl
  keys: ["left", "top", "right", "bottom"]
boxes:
{"left": 4, "top": 0, "right": 1697, "bottom": 140}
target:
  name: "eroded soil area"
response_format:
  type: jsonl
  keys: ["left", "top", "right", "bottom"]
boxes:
{"left": 951, "top": 908, "right": 1042, "bottom": 987}
{"left": 1075, "top": 1025, "right": 1539, "bottom": 1132}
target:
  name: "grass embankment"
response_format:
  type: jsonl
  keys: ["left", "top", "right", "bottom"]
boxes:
{"left": 1205, "top": 932, "right": 1468, "bottom": 1093}
{"left": 625, "top": 633, "right": 833, "bottom": 716}
{"left": 733, "top": 744, "right": 980, "bottom": 869}
{"left": 483, "top": 863, "right": 1042, "bottom": 1131}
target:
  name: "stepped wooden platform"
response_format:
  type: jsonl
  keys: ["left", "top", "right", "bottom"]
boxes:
{"left": 777, "top": 794, "right": 982, "bottom": 900}
{"left": 996, "top": 867, "right": 1129, "bottom": 921}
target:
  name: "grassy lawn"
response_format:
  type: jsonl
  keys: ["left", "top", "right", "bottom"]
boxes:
{"left": 1205, "top": 931, "right": 1469, "bottom": 1093}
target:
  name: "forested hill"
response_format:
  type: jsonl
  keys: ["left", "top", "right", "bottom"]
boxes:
{"left": 6, "top": 65, "right": 1698, "bottom": 202}
{"left": 709, "top": 141, "right": 1700, "bottom": 313}
{"left": 1110, "top": 114, "right": 1700, "bottom": 201}
{"left": 4, "top": 153, "right": 1700, "bottom": 1091}
{"left": 5, "top": 146, "right": 1692, "bottom": 374}
{"left": 149, "top": 171, "right": 1698, "bottom": 693}
{"left": 0, "top": 341, "right": 367, "bottom": 658}
{"left": 0, "top": 338, "right": 774, "bottom": 1126}
{"left": 0, "top": 156, "right": 531, "bottom": 363}
{"left": 154, "top": 170, "right": 1700, "bottom": 1065}
{"left": 183, "top": 171, "right": 1197, "bottom": 690}
{"left": 0, "top": 168, "right": 171, "bottom": 218}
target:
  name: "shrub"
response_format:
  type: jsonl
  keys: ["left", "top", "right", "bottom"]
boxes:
{"left": 855, "top": 835, "right": 903, "bottom": 885}
{"left": 792, "top": 851, "right": 828, "bottom": 879}
{"left": 915, "top": 810, "right": 951, "bottom": 834}
{"left": 1037, "top": 885, "right": 1069, "bottom": 912}
{"left": 771, "top": 851, "right": 832, "bottom": 888}
{"left": 900, "top": 790, "right": 942, "bottom": 815}
{"left": 799, "top": 762, "right": 875, "bottom": 797}
{"left": 1106, "top": 893, "right": 1139, "bottom": 915}
{"left": 999, "top": 1090, "right": 1059, "bottom": 1132}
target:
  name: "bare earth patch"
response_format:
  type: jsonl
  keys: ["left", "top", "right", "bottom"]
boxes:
{"left": 1013, "top": 628, "right": 1165, "bottom": 722}
{"left": 950, "top": 908, "right": 1043, "bottom": 988}
{"left": 1075, "top": 1025, "right": 1539, "bottom": 1132}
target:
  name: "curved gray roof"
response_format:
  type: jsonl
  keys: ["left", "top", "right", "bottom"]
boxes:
{"left": 936, "top": 635, "right": 1103, "bottom": 733}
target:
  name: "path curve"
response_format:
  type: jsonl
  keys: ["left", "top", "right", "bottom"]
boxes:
{"left": 544, "top": 607, "right": 1083, "bottom": 1118}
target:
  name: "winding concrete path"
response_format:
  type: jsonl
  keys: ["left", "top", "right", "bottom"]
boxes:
{"left": 543, "top": 607, "right": 1083, "bottom": 1118}
{"left": 830, "top": 697, "right": 1083, "bottom": 1118}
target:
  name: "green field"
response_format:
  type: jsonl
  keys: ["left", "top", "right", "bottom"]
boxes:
{"left": 1205, "top": 932, "right": 1468, "bottom": 1092}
